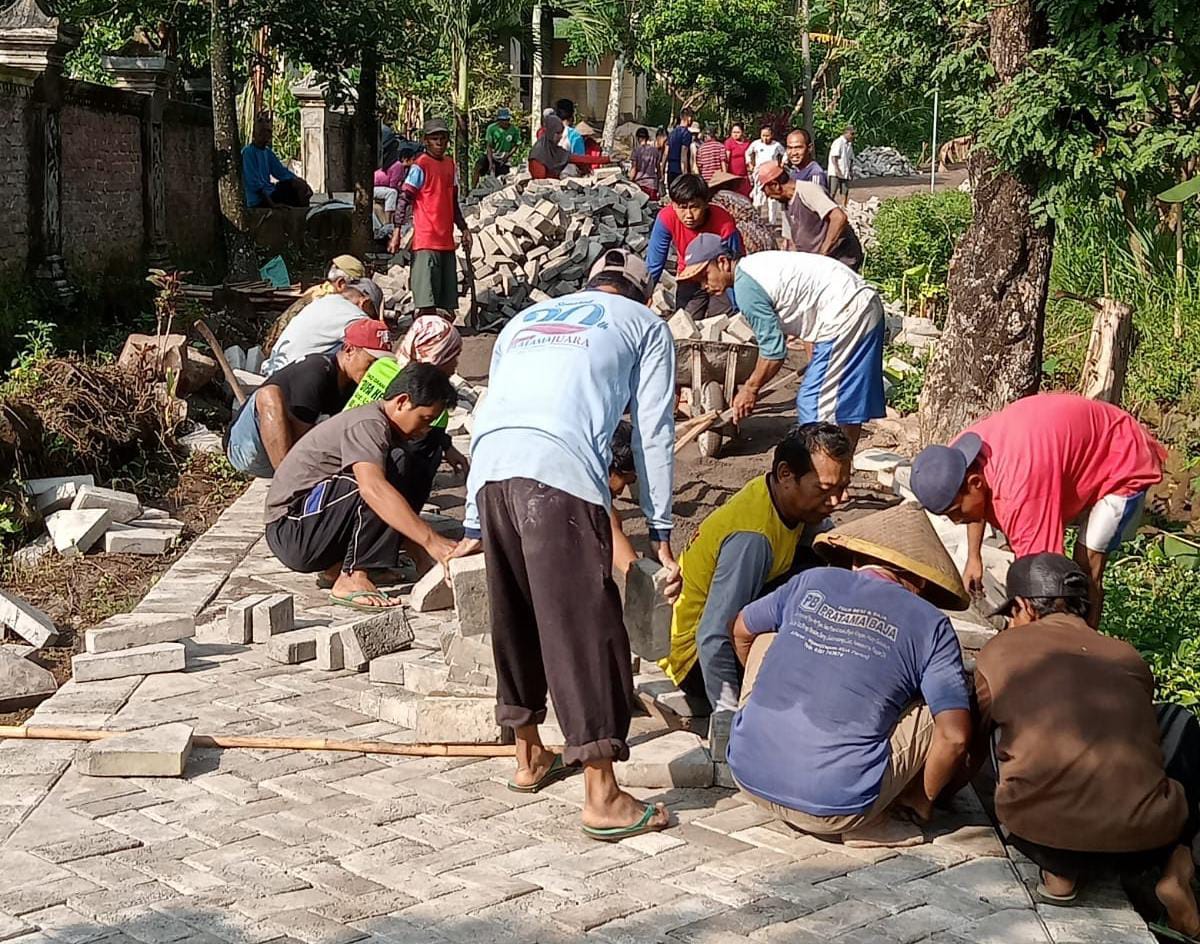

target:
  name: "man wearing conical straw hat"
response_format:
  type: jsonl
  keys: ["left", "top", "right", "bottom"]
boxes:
{"left": 726, "top": 502, "right": 973, "bottom": 845}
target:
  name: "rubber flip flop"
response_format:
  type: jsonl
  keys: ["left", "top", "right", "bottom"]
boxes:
{"left": 1035, "top": 871, "right": 1078, "bottom": 905}
{"left": 582, "top": 803, "right": 667, "bottom": 843}
{"left": 328, "top": 590, "right": 399, "bottom": 612}
{"left": 507, "top": 754, "right": 571, "bottom": 794}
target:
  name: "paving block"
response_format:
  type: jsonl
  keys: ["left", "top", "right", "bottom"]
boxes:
{"left": 0, "top": 646, "right": 58, "bottom": 711}
{"left": 713, "top": 761, "right": 737, "bottom": 788}
{"left": 84, "top": 613, "right": 195, "bottom": 654}
{"left": 336, "top": 624, "right": 370, "bottom": 671}
{"left": 709, "top": 708, "right": 733, "bottom": 764}
{"left": 12, "top": 534, "right": 54, "bottom": 570}
{"left": 75, "top": 723, "right": 193, "bottom": 777}
{"left": 103, "top": 527, "right": 176, "bottom": 555}
{"left": 72, "top": 642, "right": 186, "bottom": 682}
{"left": 414, "top": 696, "right": 501, "bottom": 743}
{"left": 367, "top": 650, "right": 430, "bottom": 685}
{"left": 127, "top": 516, "right": 185, "bottom": 532}
{"left": 266, "top": 629, "right": 317, "bottom": 664}
{"left": 251, "top": 593, "right": 294, "bottom": 643}
{"left": 34, "top": 481, "right": 81, "bottom": 515}
{"left": 447, "top": 555, "right": 490, "bottom": 636}
{"left": 46, "top": 508, "right": 112, "bottom": 557}
{"left": 722, "top": 314, "right": 756, "bottom": 344}
{"left": 0, "top": 589, "right": 60, "bottom": 648}
{"left": 668, "top": 309, "right": 700, "bottom": 341}
{"left": 225, "top": 593, "right": 268, "bottom": 644}
{"left": 444, "top": 632, "right": 495, "bottom": 676}
{"left": 23, "top": 474, "right": 95, "bottom": 497}
{"left": 410, "top": 565, "right": 454, "bottom": 613}
{"left": 314, "top": 626, "right": 344, "bottom": 671}
{"left": 346, "top": 607, "right": 414, "bottom": 662}
{"left": 621, "top": 731, "right": 713, "bottom": 788}
{"left": 622, "top": 559, "right": 672, "bottom": 661}
{"left": 402, "top": 661, "right": 454, "bottom": 694}
{"left": 70, "top": 485, "right": 143, "bottom": 524}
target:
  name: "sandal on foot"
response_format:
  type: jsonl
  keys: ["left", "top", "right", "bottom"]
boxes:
{"left": 582, "top": 803, "right": 667, "bottom": 843}
{"left": 507, "top": 754, "right": 571, "bottom": 794}
{"left": 1035, "top": 871, "right": 1078, "bottom": 905}
{"left": 329, "top": 590, "right": 398, "bottom": 611}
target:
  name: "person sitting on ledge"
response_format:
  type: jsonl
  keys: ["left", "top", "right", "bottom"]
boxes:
{"left": 264, "top": 363, "right": 459, "bottom": 611}
{"left": 969, "top": 552, "right": 1200, "bottom": 934}
{"left": 243, "top": 113, "right": 313, "bottom": 209}
{"left": 658, "top": 423, "right": 852, "bottom": 713}
{"left": 226, "top": 319, "right": 393, "bottom": 479}
{"left": 727, "top": 502, "right": 973, "bottom": 847}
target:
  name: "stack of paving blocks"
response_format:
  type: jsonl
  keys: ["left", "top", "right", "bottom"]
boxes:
{"left": 668, "top": 310, "right": 758, "bottom": 347}
{"left": 71, "top": 612, "right": 193, "bottom": 682}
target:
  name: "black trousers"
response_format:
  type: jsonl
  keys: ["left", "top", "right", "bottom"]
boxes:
{"left": 479, "top": 478, "right": 632, "bottom": 766}
{"left": 265, "top": 432, "right": 445, "bottom": 575}
{"left": 676, "top": 279, "right": 733, "bottom": 320}
{"left": 1009, "top": 703, "right": 1200, "bottom": 880}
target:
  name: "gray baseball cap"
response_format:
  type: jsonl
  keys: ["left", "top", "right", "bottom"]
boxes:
{"left": 347, "top": 277, "right": 384, "bottom": 317}
{"left": 423, "top": 117, "right": 450, "bottom": 137}
{"left": 990, "top": 552, "right": 1091, "bottom": 618}
{"left": 587, "top": 249, "right": 652, "bottom": 299}
{"left": 910, "top": 433, "right": 983, "bottom": 514}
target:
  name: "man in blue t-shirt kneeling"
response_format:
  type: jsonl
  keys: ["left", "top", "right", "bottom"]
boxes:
{"left": 727, "top": 502, "right": 973, "bottom": 845}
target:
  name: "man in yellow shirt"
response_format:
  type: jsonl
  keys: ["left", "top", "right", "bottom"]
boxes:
{"left": 660, "top": 423, "right": 853, "bottom": 711}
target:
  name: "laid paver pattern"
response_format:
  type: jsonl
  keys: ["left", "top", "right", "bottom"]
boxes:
{"left": 0, "top": 482, "right": 1155, "bottom": 943}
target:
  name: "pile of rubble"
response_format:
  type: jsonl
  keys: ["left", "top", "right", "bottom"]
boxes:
{"left": 891, "top": 313, "right": 942, "bottom": 354}
{"left": 14, "top": 475, "right": 186, "bottom": 568}
{"left": 845, "top": 196, "right": 880, "bottom": 250}
{"left": 853, "top": 146, "right": 917, "bottom": 178}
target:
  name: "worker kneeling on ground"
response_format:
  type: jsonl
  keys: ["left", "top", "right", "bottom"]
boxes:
{"left": 678, "top": 234, "right": 885, "bottom": 449}
{"left": 659, "top": 423, "right": 853, "bottom": 713}
{"left": 727, "top": 502, "right": 973, "bottom": 847}
{"left": 910, "top": 392, "right": 1166, "bottom": 626}
{"left": 263, "top": 363, "right": 459, "bottom": 611}
{"left": 227, "top": 319, "right": 394, "bottom": 478}
{"left": 969, "top": 552, "right": 1200, "bottom": 937}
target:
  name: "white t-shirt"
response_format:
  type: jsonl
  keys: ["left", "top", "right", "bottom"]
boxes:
{"left": 735, "top": 251, "right": 875, "bottom": 344}
{"left": 263, "top": 295, "right": 366, "bottom": 375}
{"left": 829, "top": 136, "right": 855, "bottom": 179}
{"left": 746, "top": 140, "right": 785, "bottom": 172}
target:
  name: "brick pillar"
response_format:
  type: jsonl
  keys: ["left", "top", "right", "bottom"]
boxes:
{"left": 293, "top": 80, "right": 330, "bottom": 194}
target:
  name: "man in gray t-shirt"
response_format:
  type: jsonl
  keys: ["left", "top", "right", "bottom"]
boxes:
{"left": 264, "top": 363, "right": 458, "bottom": 610}
{"left": 760, "top": 166, "right": 863, "bottom": 271}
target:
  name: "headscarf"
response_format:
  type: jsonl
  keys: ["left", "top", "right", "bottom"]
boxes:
{"left": 399, "top": 314, "right": 462, "bottom": 367}
{"left": 529, "top": 114, "right": 571, "bottom": 178}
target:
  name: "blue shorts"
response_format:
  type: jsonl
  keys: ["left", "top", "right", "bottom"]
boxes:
{"left": 225, "top": 390, "right": 276, "bottom": 478}
{"left": 797, "top": 297, "right": 886, "bottom": 426}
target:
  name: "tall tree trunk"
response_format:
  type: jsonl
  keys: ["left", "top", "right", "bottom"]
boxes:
{"left": 799, "top": 0, "right": 813, "bottom": 138}
{"left": 917, "top": 0, "right": 1054, "bottom": 444}
{"left": 530, "top": 3, "right": 543, "bottom": 144}
{"left": 602, "top": 54, "right": 623, "bottom": 151}
{"left": 453, "top": 49, "right": 470, "bottom": 185}
{"left": 210, "top": 0, "right": 257, "bottom": 281}
{"left": 351, "top": 48, "right": 378, "bottom": 260}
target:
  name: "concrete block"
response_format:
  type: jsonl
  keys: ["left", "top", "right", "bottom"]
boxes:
{"left": 852, "top": 448, "right": 906, "bottom": 473}
{"left": 892, "top": 463, "right": 916, "bottom": 502}
{"left": 714, "top": 761, "right": 737, "bottom": 788}
{"left": 75, "top": 723, "right": 193, "bottom": 777}
{"left": 314, "top": 626, "right": 344, "bottom": 671}
{"left": 12, "top": 534, "right": 54, "bottom": 570}
{"left": 622, "top": 559, "right": 672, "bottom": 661}
{"left": 46, "top": 508, "right": 112, "bottom": 557}
{"left": 447, "top": 555, "right": 490, "bottom": 636}
{"left": 72, "top": 642, "right": 186, "bottom": 682}
{"left": 24, "top": 474, "right": 94, "bottom": 497}
{"left": 621, "top": 731, "right": 713, "bottom": 788}
{"left": 367, "top": 650, "right": 429, "bottom": 685}
{"left": 337, "top": 624, "right": 370, "bottom": 671}
{"left": 266, "top": 629, "right": 317, "bottom": 664}
{"left": 709, "top": 708, "right": 733, "bottom": 764}
{"left": 70, "top": 485, "right": 143, "bottom": 524}
{"left": 0, "top": 590, "right": 59, "bottom": 648}
{"left": 84, "top": 613, "right": 195, "bottom": 654}
{"left": 251, "top": 593, "right": 294, "bottom": 643}
{"left": 698, "top": 315, "right": 729, "bottom": 342}
{"left": 244, "top": 345, "right": 264, "bottom": 375}
{"left": 34, "top": 481, "right": 81, "bottom": 515}
{"left": 414, "top": 697, "right": 501, "bottom": 743}
{"left": 347, "top": 607, "right": 414, "bottom": 661}
{"left": 225, "top": 594, "right": 268, "bottom": 644}
{"left": 402, "top": 661, "right": 454, "bottom": 694}
{"left": 410, "top": 565, "right": 454, "bottom": 613}
{"left": 722, "top": 314, "right": 756, "bottom": 344}
{"left": 127, "top": 516, "right": 185, "bottom": 532}
{"left": 668, "top": 310, "right": 700, "bottom": 341}
{"left": 223, "top": 345, "right": 246, "bottom": 371}
{"left": 103, "top": 527, "right": 176, "bottom": 555}
{"left": 0, "top": 647, "right": 58, "bottom": 711}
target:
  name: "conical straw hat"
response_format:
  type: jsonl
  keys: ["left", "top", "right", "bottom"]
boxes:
{"left": 813, "top": 502, "right": 969, "bottom": 611}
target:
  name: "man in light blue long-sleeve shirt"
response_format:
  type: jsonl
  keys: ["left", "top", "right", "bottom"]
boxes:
{"left": 452, "top": 249, "right": 680, "bottom": 842}
{"left": 242, "top": 114, "right": 312, "bottom": 209}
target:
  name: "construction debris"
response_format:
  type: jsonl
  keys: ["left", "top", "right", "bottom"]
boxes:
{"left": 0, "top": 647, "right": 58, "bottom": 711}
{"left": 853, "top": 146, "right": 917, "bottom": 178}
{"left": 46, "top": 508, "right": 111, "bottom": 557}
{"left": 0, "top": 590, "right": 59, "bottom": 648}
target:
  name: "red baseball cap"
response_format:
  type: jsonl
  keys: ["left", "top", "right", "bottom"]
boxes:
{"left": 756, "top": 162, "right": 788, "bottom": 188}
{"left": 343, "top": 319, "right": 395, "bottom": 359}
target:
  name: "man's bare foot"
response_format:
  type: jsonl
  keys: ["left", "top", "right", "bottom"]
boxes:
{"left": 512, "top": 744, "right": 559, "bottom": 789}
{"left": 581, "top": 789, "right": 669, "bottom": 832}
{"left": 1156, "top": 845, "right": 1200, "bottom": 936}
{"left": 330, "top": 570, "right": 401, "bottom": 607}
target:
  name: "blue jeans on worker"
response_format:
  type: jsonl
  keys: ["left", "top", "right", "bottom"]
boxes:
{"left": 225, "top": 390, "right": 276, "bottom": 479}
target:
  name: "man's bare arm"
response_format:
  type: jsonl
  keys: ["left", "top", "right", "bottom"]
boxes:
{"left": 255, "top": 386, "right": 303, "bottom": 469}
{"left": 353, "top": 461, "right": 456, "bottom": 565}
{"left": 819, "top": 207, "right": 850, "bottom": 256}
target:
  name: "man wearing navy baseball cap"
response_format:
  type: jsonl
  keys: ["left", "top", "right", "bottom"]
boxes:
{"left": 910, "top": 393, "right": 1166, "bottom": 626}
{"left": 970, "top": 551, "right": 1200, "bottom": 931}
{"left": 476, "top": 106, "right": 522, "bottom": 185}
{"left": 678, "top": 234, "right": 885, "bottom": 448}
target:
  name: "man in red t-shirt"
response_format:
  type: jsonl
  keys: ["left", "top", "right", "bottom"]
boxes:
{"left": 645, "top": 174, "right": 743, "bottom": 317}
{"left": 387, "top": 118, "right": 473, "bottom": 314}
{"left": 911, "top": 393, "right": 1167, "bottom": 626}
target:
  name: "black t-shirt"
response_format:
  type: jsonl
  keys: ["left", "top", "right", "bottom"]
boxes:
{"left": 251, "top": 353, "right": 350, "bottom": 425}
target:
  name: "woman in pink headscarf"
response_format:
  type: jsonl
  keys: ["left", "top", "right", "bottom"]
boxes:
{"left": 398, "top": 313, "right": 463, "bottom": 375}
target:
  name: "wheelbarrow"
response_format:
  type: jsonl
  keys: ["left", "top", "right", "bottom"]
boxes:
{"left": 675, "top": 338, "right": 760, "bottom": 458}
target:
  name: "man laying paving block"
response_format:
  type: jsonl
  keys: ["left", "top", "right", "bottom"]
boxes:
{"left": 676, "top": 234, "right": 886, "bottom": 448}
{"left": 910, "top": 392, "right": 1166, "bottom": 626}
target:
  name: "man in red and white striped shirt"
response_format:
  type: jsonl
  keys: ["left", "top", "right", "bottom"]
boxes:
{"left": 695, "top": 126, "right": 728, "bottom": 183}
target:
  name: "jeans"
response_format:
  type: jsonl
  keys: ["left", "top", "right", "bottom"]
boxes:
{"left": 225, "top": 391, "right": 275, "bottom": 479}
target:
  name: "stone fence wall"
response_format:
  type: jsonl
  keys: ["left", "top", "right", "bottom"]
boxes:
{"left": 0, "top": 66, "right": 219, "bottom": 289}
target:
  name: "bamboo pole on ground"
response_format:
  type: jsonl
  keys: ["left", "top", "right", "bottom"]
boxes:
{"left": 0, "top": 725, "right": 517, "bottom": 758}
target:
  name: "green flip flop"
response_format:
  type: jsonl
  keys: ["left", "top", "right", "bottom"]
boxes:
{"left": 328, "top": 590, "right": 399, "bottom": 612}
{"left": 507, "top": 754, "right": 571, "bottom": 794}
{"left": 582, "top": 803, "right": 667, "bottom": 843}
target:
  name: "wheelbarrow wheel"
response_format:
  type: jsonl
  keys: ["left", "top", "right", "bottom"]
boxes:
{"left": 698, "top": 381, "right": 725, "bottom": 458}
